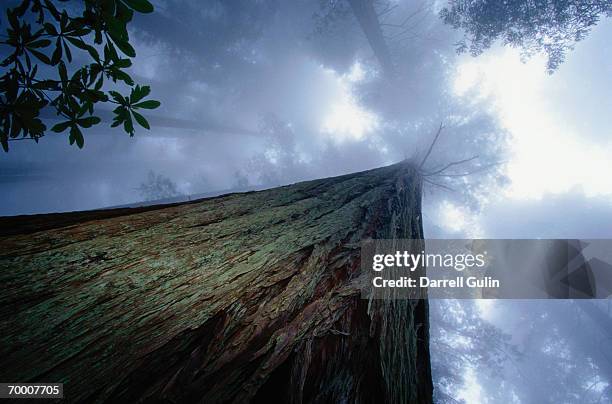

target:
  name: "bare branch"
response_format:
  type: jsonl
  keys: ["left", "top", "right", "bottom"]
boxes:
{"left": 424, "top": 155, "right": 479, "bottom": 176}
{"left": 387, "top": 16, "right": 430, "bottom": 41}
{"left": 430, "top": 160, "right": 506, "bottom": 178}
{"left": 419, "top": 122, "right": 445, "bottom": 169}
{"left": 376, "top": 3, "right": 398, "bottom": 18}
{"left": 398, "top": 1, "right": 429, "bottom": 28}
{"left": 380, "top": 23, "right": 407, "bottom": 28}
{"left": 423, "top": 177, "right": 456, "bottom": 192}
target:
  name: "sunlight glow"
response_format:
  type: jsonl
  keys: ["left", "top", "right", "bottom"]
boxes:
{"left": 457, "top": 367, "right": 485, "bottom": 404}
{"left": 453, "top": 48, "right": 612, "bottom": 200}
{"left": 438, "top": 200, "right": 483, "bottom": 237}
{"left": 476, "top": 300, "right": 495, "bottom": 321}
{"left": 320, "top": 62, "right": 380, "bottom": 142}
{"left": 441, "top": 201, "right": 466, "bottom": 232}
{"left": 321, "top": 101, "right": 379, "bottom": 141}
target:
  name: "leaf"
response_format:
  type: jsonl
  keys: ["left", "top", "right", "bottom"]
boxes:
{"left": 28, "top": 118, "right": 46, "bottom": 137}
{"left": 33, "top": 80, "right": 58, "bottom": 90}
{"left": 112, "top": 107, "right": 128, "bottom": 127}
{"left": 63, "top": 39, "right": 72, "bottom": 63}
{"left": 44, "top": 23, "right": 58, "bottom": 36}
{"left": 51, "top": 121, "right": 72, "bottom": 133}
{"left": 76, "top": 100, "right": 89, "bottom": 117}
{"left": 86, "top": 45, "right": 101, "bottom": 62}
{"left": 14, "top": 0, "right": 30, "bottom": 17}
{"left": 77, "top": 116, "right": 101, "bottom": 128}
{"left": 29, "top": 48, "right": 51, "bottom": 64}
{"left": 94, "top": 75, "right": 104, "bottom": 90}
{"left": 60, "top": 10, "right": 68, "bottom": 29}
{"left": 1, "top": 134, "right": 8, "bottom": 152}
{"left": 66, "top": 37, "right": 100, "bottom": 61}
{"left": 10, "top": 115, "right": 22, "bottom": 138}
{"left": 28, "top": 39, "right": 51, "bottom": 48}
{"left": 58, "top": 61, "right": 68, "bottom": 82}
{"left": 130, "top": 85, "right": 150, "bottom": 103}
{"left": 109, "top": 90, "right": 127, "bottom": 104}
{"left": 7, "top": 9, "right": 19, "bottom": 31}
{"left": 51, "top": 37, "right": 62, "bottom": 65}
{"left": 114, "top": 58, "right": 132, "bottom": 68}
{"left": 112, "top": 69, "right": 134, "bottom": 85}
{"left": 70, "top": 125, "right": 84, "bottom": 148}
{"left": 24, "top": 52, "right": 32, "bottom": 71}
{"left": 133, "top": 100, "right": 160, "bottom": 109}
{"left": 1, "top": 54, "right": 16, "bottom": 68}
{"left": 114, "top": 39, "right": 136, "bottom": 58}
{"left": 67, "top": 96, "right": 80, "bottom": 115}
{"left": 123, "top": 115, "right": 134, "bottom": 136}
{"left": 106, "top": 17, "right": 128, "bottom": 42}
{"left": 115, "top": 1, "right": 135, "bottom": 23}
{"left": 122, "top": 0, "right": 154, "bottom": 14}
{"left": 93, "top": 90, "right": 108, "bottom": 102}
{"left": 132, "top": 110, "right": 150, "bottom": 129}
{"left": 43, "top": 0, "right": 61, "bottom": 21}
{"left": 104, "top": 42, "right": 120, "bottom": 63}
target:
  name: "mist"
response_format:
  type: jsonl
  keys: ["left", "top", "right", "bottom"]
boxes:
{"left": 1, "top": 1, "right": 611, "bottom": 402}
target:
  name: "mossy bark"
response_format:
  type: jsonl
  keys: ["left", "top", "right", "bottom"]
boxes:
{"left": 0, "top": 162, "right": 432, "bottom": 404}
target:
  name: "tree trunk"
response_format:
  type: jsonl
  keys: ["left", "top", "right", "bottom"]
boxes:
{"left": 0, "top": 162, "right": 432, "bottom": 404}
{"left": 348, "top": 0, "right": 396, "bottom": 78}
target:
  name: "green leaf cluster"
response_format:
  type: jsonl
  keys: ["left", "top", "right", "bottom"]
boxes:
{"left": 109, "top": 84, "right": 159, "bottom": 136}
{"left": 0, "top": 0, "right": 161, "bottom": 152}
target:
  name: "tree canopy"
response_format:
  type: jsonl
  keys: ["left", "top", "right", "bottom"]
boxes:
{"left": 441, "top": 0, "right": 612, "bottom": 73}
{"left": 0, "top": 0, "right": 160, "bottom": 152}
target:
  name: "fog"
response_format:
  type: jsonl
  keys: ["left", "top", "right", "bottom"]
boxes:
{"left": 1, "top": 1, "right": 611, "bottom": 402}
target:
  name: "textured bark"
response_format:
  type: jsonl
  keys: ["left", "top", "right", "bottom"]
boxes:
{"left": 0, "top": 162, "right": 432, "bottom": 404}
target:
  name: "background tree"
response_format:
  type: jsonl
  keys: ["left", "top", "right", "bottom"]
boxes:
{"left": 312, "top": 0, "right": 436, "bottom": 78}
{"left": 0, "top": 0, "right": 161, "bottom": 151}
{"left": 137, "top": 170, "right": 181, "bottom": 201}
{"left": 486, "top": 301, "right": 612, "bottom": 403}
{"left": 441, "top": 0, "right": 612, "bottom": 73}
{"left": 430, "top": 300, "right": 518, "bottom": 404}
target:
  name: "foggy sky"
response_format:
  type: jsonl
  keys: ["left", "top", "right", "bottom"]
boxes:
{"left": 1, "top": 1, "right": 611, "bottom": 403}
